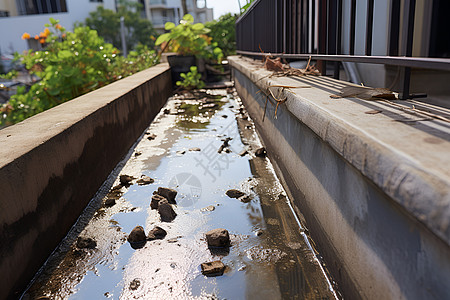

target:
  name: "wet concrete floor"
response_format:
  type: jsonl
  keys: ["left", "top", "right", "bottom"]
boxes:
{"left": 23, "top": 88, "right": 339, "bottom": 299}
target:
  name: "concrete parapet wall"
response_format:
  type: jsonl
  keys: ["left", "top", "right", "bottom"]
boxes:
{"left": 0, "top": 64, "right": 172, "bottom": 299}
{"left": 230, "top": 56, "right": 450, "bottom": 299}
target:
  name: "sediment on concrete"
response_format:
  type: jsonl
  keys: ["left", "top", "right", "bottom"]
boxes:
{"left": 0, "top": 63, "right": 172, "bottom": 300}
{"left": 229, "top": 56, "right": 450, "bottom": 300}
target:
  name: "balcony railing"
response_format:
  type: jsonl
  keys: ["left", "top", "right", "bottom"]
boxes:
{"left": 236, "top": 0, "right": 450, "bottom": 100}
{"left": 152, "top": 17, "right": 176, "bottom": 26}
{"left": 149, "top": 0, "right": 167, "bottom": 6}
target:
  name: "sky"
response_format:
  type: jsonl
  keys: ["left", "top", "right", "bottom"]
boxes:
{"left": 207, "top": 0, "right": 241, "bottom": 19}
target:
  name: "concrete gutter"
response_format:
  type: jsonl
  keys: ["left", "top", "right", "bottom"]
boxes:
{"left": 230, "top": 56, "right": 450, "bottom": 299}
{"left": 0, "top": 63, "right": 172, "bottom": 300}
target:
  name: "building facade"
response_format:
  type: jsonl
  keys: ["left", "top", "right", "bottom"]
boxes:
{"left": 147, "top": 0, "right": 213, "bottom": 33}
{"left": 0, "top": 0, "right": 117, "bottom": 55}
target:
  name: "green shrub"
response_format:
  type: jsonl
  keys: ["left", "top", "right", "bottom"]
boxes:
{"left": 0, "top": 18, "right": 158, "bottom": 126}
{"left": 205, "top": 13, "right": 237, "bottom": 58}
{"left": 176, "top": 66, "right": 205, "bottom": 90}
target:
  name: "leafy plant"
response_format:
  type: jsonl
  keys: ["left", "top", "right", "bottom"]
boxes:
{"left": 205, "top": 13, "right": 237, "bottom": 58}
{"left": 176, "top": 66, "right": 205, "bottom": 90}
{"left": 0, "top": 18, "right": 159, "bottom": 126}
{"left": 156, "top": 14, "right": 223, "bottom": 63}
{"left": 110, "top": 45, "right": 159, "bottom": 78}
{"left": 241, "top": 0, "right": 256, "bottom": 13}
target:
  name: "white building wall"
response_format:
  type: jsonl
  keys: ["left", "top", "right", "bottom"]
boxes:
{"left": 0, "top": 12, "right": 69, "bottom": 55}
{"left": 65, "top": 0, "right": 106, "bottom": 24}
{"left": 0, "top": 0, "right": 117, "bottom": 55}
{"left": 205, "top": 8, "right": 213, "bottom": 22}
{"left": 103, "top": 0, "right": 117, "bottom": 11}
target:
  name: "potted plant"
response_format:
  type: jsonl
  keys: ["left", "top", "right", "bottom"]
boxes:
{"left": 156, "top": 14, "right": 223, "bottom": 83}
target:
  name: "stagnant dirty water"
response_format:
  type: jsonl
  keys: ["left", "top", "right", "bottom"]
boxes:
{"left": 23, "top": 88, "right": 339, "bottom": 299}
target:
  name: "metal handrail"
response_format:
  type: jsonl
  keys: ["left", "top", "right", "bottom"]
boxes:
{"left": 236, "top": 50, "right": 450, "bottom": 72}
{"left": 235, "top": 0, "right": 450, "bottom": 100}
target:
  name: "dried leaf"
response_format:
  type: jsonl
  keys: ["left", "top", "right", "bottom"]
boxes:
{"left": 365, "top": 110, "right": 382, "bottom": 115}
{"left": 265, "top": 57, "right": 284, "bottom": 72}
{"left": 331, "top": 86, "right": 397, "bottom": 100}
{"left": 395, "top": 118, "right": 432, "bottom": 124}
{"left": 260, "top": 50, "right": 320, "bottom": 77}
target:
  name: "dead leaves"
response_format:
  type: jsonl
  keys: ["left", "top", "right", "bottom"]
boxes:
{"left": 365, "top": 110, "right": 382, "bottom": 115}
{"left": 330, "top": 86, "right": 397, "bottom": 100}
{"left": 263, "top": 55, "right": 321, "bottom": 77}
{"left": 264, "top": 56, "right": 284, "bottom": 72}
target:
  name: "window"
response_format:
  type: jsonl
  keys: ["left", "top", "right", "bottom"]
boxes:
{"left": 196, "top": 0, "right": 206, "bottom": 9}
{"left": 0, "top": 10, "right": 10, "bottom": 17}
{"left": 16, "top": 0, "right": 68, "bottom": 15}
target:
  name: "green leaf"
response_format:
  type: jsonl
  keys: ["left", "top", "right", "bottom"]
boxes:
{"left": 183, "top": 14, "right": 194, "bottom": 23}
{"left": 49, "top": 17, "right": 59, "bottom": 25}
{"left": 60, "top": 68, "right": 75, "bottom": 77}
{"left": 155, "top": 33, "right": 170, "bottom": 45}
{"left": 242, "top": 1, "right": 254, "bottom": 12}
{"left": 58, "top": 50, "right": 72, "bottom": 59}
{"left": 165, "top": 22, "right": 175, "bottom": 30}
{"left": 192, "top": 23, "right": 204, "bottom": 30}
{"left": 48, "top": 88, "right": 61, "bottom": 96}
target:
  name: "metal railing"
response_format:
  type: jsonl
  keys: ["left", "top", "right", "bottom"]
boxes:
{"left": 235, "top": 0, "right": 450, "bottom": 100}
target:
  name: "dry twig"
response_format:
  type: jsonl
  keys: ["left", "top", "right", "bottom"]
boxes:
{"left": 257, "top": 84, "right": 311, "bottom": 120}
{"left": 383, "top": 100, "right": 450, "bottom": 123}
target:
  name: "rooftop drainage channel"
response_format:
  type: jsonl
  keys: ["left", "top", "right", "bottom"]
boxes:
{"left": 22, "top": 87, "right": 339, "bottom": 299}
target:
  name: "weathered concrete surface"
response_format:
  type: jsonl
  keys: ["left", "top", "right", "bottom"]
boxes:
{"left": 0, "top": 63, "right": 172, "bottom": 300}
{"left": 230, "top": 56, "right": 450, "bottom": 300}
